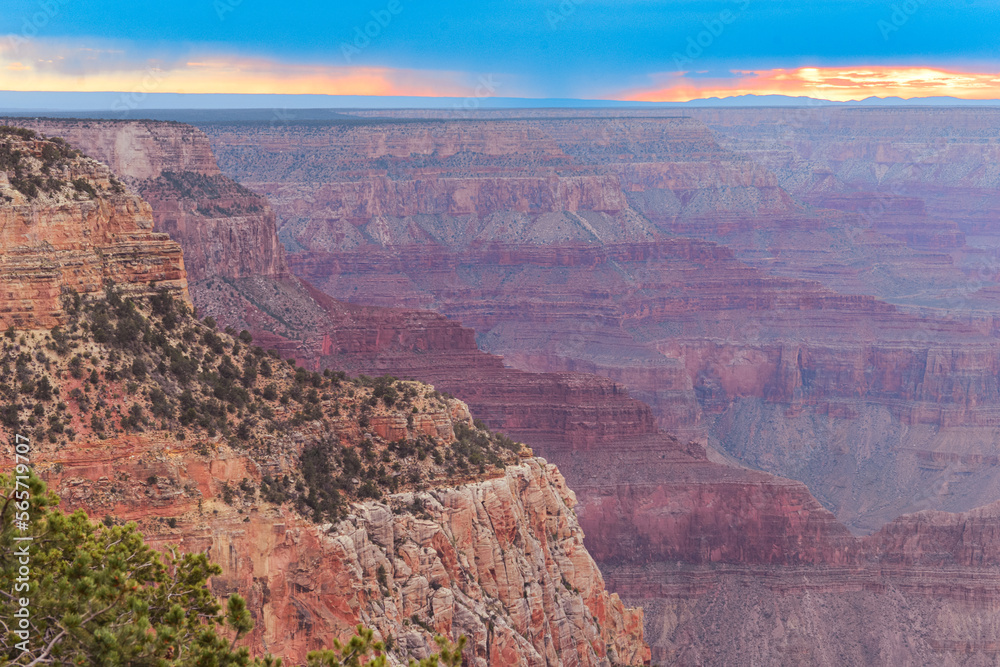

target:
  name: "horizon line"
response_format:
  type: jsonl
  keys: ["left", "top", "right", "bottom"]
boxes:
{"left": 6, "top": 90, "right": 1000, "bottom": 113}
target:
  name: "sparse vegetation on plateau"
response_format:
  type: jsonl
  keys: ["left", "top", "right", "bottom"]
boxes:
{"left": 0, "top": 126, "right": 98, "bottom": 202}
{"left": 0, "top": 286, "right": 523, "bottom": 524}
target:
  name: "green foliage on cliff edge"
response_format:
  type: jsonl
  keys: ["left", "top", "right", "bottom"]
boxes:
{"left": 0, "top": 471, "right": 270, "bottom": 666}
{"left": 0, "top": 285, "right": 523, "bottom": 522}
{"left": 0, "top": 127, "right": 89, "bottom": 201}
{"left": 0, "top": 472, "right": 466, "bottom": 666}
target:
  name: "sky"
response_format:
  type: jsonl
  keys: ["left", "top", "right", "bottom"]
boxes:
{"left": 2, "top": 0, "right": 1000, "bottom": 103}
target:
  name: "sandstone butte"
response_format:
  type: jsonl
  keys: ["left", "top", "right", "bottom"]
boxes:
{"left": 0, "top": 126, "right": 649, "bottom": 667}
{"left": 14, "top": 115, "right": 1000, "bottom": 664}
{"left": 10, "top": 119, "right": 288, "bottom": 283}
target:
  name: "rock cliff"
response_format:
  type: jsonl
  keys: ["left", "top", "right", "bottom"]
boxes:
{"left": 25, "top": 113, "right": 1000, "bottom": 665}
{"left": 0, "top": 292, "right": 649, "bottom": 666}
{"left": 0, "top": 134, "right": 649, "bottom": 665}
{"left": 7, "top": 119, "right": 288, "bottom": 283}
{"left": 198, "top": 113, "right": 1000, "bottom": 534}
{"left": 37, "top": 432, "right": 647, "bottom": 666}
{"left": 0, "top": 125, "right": 187, "bottom": 329}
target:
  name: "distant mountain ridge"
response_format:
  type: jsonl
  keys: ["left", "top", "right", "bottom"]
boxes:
{"left": 3, "top": 90, "right": 1000, "bottom": 116}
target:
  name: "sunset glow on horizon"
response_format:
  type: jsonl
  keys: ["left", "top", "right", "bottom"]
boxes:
{"left": 3, "top": 0, "right": 1000, "bottom": 106}
{"left": 0, "top": 43, "right": 471, "bottom": 98}
{"left": 623, "top": 66, "right": 1000, "bottom": 103}
{"left": 5, "top": 36, "right": 1000, "bottom": 104}
{"left": 5, "top": 53, "right": 1000, "bottom": 104}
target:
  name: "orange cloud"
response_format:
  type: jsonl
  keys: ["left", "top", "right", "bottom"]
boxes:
{"left": 0, "top": 45, "right": 471, "bottom": 97}
{"left": 623, "top": 66, "right": 1000, "bottom": 102}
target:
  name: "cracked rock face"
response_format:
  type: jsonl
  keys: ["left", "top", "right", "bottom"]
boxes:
{"left": 307, "top": 459, "right": 649, "bottom": 667}
{"left": 15, "top": 110, "right": 1000, "bottom": 665}
{"left": 33, "top": 436, "right": 649, "bottom": 666}
{"left": 0, "top": 121, "right": 649, "bottom": 665}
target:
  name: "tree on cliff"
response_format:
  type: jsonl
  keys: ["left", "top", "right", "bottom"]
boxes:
{"left": 0, "top": 470, "right": 273, "bottom": 666}
{"left": 0, "top": 472, "right": 465, "bottom": 667}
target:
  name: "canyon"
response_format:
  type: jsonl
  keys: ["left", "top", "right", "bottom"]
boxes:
{"left": 194, "top": 111, "right": 1000, "bottom": 535}
{"left": 0, "top": 126, "right": 649, "bottom": 666}
{"left": 13, "top": 119, "right": 288, "bottom": 283}
{"left": 0, "top": 126, "right": 187, "bottom": 329}
{"left": 14, "top": 113, "right": 1000, "bottom": 664}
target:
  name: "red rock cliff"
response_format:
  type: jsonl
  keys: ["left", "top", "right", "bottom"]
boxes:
{"left": 0, "top": 301, "right": 650, "bottom": 666}
{"left": 199, "top": 114, "right": 1000, "bottom": 534}
{"left": 8, "top": 119, "right": 287, "bottom": 282}
{"left": 26, "top": 114, "right": 1000, "bottom": 664}
{"left": 0, "top": 126, "right": 650, "bottom": 665}
{"left": 0, "top": 125, "right": 187, "bottom": 328}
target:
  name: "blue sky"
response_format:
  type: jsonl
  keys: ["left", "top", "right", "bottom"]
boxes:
{"left": 2, "top": 0, "right": 999, "bottom": 101}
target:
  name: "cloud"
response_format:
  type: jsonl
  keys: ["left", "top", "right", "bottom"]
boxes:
{"left": 0, "top": 38, "right": 474, "bottom": 97}
{"left": 621, "top": 66, "right": 1000, "bottom": 102}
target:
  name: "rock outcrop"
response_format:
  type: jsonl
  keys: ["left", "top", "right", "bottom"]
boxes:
{"left": 194, "top": 113, "right": 1000, "bottom": 535}
{"left": 0, "top": 131, "right": 649, "bottom": 666}
{"left": 25, "top": 112, "right": 1000, "bottom": 665}
{"left": 0, "top": 125, "right": 187, "bottom": 329}
{"left": 36, "top": 431, "right": 648, "bottom": 666}
{"left": 7, "top": 119, "right": 288, "bottom": 283}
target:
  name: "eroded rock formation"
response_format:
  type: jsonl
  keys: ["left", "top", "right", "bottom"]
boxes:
{"left": 38, "top": 428, "right": 648, "bottom": 666}
{"left": 195, "top": 113, "right": 1000, "bottom": 535}
{"left": 8, "top": 119, "right": 287, "bottom": 282}
{"left": 25, "top": 113, "right": 1000, "bottom": 665}
{"left": 0, "top": 126, "right": 187, "bottom": 329}
{"left": 0, "top": 130, "right": 649, "bottom": 666}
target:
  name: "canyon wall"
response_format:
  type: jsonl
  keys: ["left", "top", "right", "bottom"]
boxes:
{"left": 26, "top": 114, "right": 1000, "bottom": 664}
{"left": 198, "top": 113, "right": 1000, "bottom": 534}
{"left": 40, "top": 429, "right": 647, "bottom": 666}
{"left": 685, "top": 106, "right": 1000, "bottom": 306}
{"left": 0, "top": 296, "right": 651, "bottom": 666}
{"left": 0, "top": 129, "right": 649, "bottom": 666}
{"left": 8, "top": 119, "right": 288, "bottom": 283}
{"left": 611, "top": 498, "right": 1000, "bottom": 666}
{"left": 0, "top": 126, "right": 187, "bottom": 329}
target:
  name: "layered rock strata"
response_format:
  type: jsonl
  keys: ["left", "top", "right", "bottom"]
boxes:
{"left": 25, "top": 114, "right": 1000, "bottom": 664}
{"left": 611, "top": 497, "right": 1000, "bottom": 666}
{"left": 0, "top": 126, "right": 187, "bottom": 329}
{"left": 37, "top": 430, "right": 647, "bottom": 666}
{"left": 7, "top": 119, "right": 287, "bottom": 282}
{"left": 197, "top": 114, "right": 1000, "bottom": 533}
{"left": 0, "top": 130, "right": 649, "bottom": 666}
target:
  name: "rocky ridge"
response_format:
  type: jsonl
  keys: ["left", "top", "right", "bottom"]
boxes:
{"left": 0, "top": 288, "right": 648, "bottom": 666}
{"left": 0, "top": 134, "right": 649, "bottom": 666}
{"left": 27, "top": 114, "right": 1000, "bottom": 665}
{"left": 8, "top": 119, "right": 288, "bottom": 283}
{"left": 197, "top": 114, "right": 1000, "bottom": 534}
{"left": 0, "top": 125, "right": 187, "bottom": 330}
